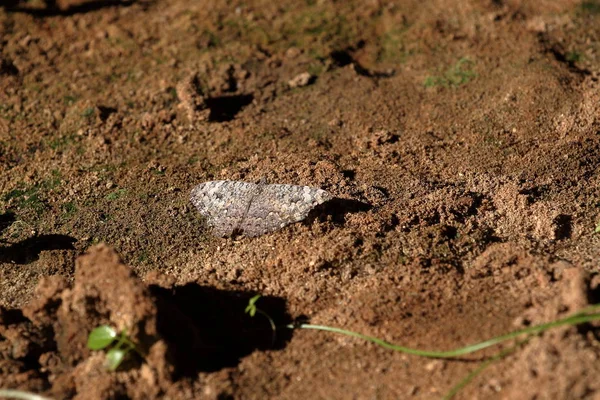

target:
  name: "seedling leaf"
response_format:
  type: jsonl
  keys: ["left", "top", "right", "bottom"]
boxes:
{"left": 87, "top": 325, "right": 118, "bottom": 350}
{"left": 595, "top": 222, "right": 600, "bottom": 234}
{"left": 245, "top": 295, "right": 277, "bottom": 345}
{"left": 245, "top": 294, "right": 261, "bottom": 317}
{"left": 106, "top": 348, "right": 126, "bottom": 371}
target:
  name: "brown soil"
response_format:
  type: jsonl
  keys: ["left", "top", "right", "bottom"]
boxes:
{"left": 1, "top": 0, "right": 600, "bottom": 399}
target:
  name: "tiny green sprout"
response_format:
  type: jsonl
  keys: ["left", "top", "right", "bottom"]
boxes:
{"left": 245, "top": 295, "right": 277, "bottom": 345}
{"left": 87, "top": 325, "right": 140, "bottom": 371}
{"left": 245, "top": 294, "right": 261, "bottom": 317}
{"left": 595, "top": 222, "right": 600, "bottom": 234}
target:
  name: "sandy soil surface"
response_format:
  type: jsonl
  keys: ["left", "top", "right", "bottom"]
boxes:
{"left": 1, "top": 0, "right": 600, "bottom": 398}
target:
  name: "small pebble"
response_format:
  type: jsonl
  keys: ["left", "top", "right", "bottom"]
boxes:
{"left": 288, "top": 72, "right": 313, "bottom": 88}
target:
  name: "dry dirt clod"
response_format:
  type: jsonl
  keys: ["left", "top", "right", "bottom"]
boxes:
{"left": 20, "top": 245, "right": 176, "bottom": 399}
{"left": 176, "top": 73, "right": 209, "bottom": 123}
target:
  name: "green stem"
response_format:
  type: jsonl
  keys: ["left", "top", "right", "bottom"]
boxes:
{"left": 114, "top": 331, "right": 127, "bottom": 350}
{"left": 443, "top": 338, "right": 530, "bottom": 399}
{"left": 256, "top": 309, "right": 277, "bottom": 345}
{"left": 110, "top": 330, "right": 143, "bottom": 359}
{"left": 287, "top": 310, "right": 600, "bottom": 358}
{"left": 121, "top": 336, "right": 144, "bottom": 358}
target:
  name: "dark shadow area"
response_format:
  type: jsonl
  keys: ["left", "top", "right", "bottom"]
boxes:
{"left": 308, "top": 198, "right": 372, "bottom": 226}
{"left": 341, "top": 169, "right": 356, "bottom": 180}
{"left": 0, "top": 234, "right": 77, "bottom": 264}
{"left": 0, "top": 211, "right": 16, "bottom": 236}
{"left": 4, "top": 0, "right": 145, "bottom": 16}
{"left": 0, "top": 306, "right": 28, "bottom": 325}
{"left": 206, "top": 94, "right": 254, "bottom": 122}
{"left": 97, "top": 105, "right": 117, "bottom": 121}
{"left": 150, "top": 284, "right": 292, "bottom": 377}
{"left": 330, "top": 49, "right": 354, "bottom": 67}
{"left": 0, "top": 58, "right": 19, "bottom": 76}
{"left": 554, "top": 214, "right": 572, "bottom": 240}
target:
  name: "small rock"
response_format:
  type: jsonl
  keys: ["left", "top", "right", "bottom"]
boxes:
{"left": 285, "top": 47, "right": 302, "bottom": 59}
{"left": 288, "top": 72, "right": 313, "bottom": 88}
{"left": 424, "top": 360, "right": 445, "bottom": 372}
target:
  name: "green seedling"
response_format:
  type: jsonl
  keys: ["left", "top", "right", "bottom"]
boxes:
{"left": 595, "top": 221, "right": 600, "bottom": 233}
{"left": 247, "top": 296, "right": 600, "bottom": 399}
{"left": 245, "top": 294, "right": 277, "bottom": 345}
{"left": 87, "top": 325, "right": 140, "bottom": 371}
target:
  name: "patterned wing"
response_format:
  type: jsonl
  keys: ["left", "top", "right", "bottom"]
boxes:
{"left": 190, "top": 180, "right": 258, "bottom": 237}
{"left": 237, "top": 184, "right": 332, "bottom": 237}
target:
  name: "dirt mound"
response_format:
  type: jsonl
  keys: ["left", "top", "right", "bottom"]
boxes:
{"left": 1, "top": 245, "right": 288, "bottom": 399}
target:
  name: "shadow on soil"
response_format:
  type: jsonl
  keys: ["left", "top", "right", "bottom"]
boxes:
{"left": 0, "top": 234, "right": 77, "bottom": 264}
{"left": 3, "top": 0, "right": 146, "bottom": 16}
{"left": 310, "top": 198, "right": 372, "bottom": 225}
{"left": 151, "top": 284, "right": 292, "bottom": 377}
{"left": 0, "top": 210, "right": 16, "bottom": 235}
{"left": 206, "top": 94, "right": 254, "bottom": 122}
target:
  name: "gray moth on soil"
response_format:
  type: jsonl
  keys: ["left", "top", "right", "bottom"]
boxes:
{"left": 190, "top": 180, "right": 333, "bottom": 237}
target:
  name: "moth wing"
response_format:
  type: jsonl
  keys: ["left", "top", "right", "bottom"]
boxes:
{"left": 238, "top": 184, "right": 331, "bottom": 237}
{"left": 190, "top": 180, "right": 257, "bottom": 237}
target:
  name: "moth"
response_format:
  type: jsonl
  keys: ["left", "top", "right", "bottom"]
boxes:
{"left": 190, "top": 180, "right": 332, "bottom": 237}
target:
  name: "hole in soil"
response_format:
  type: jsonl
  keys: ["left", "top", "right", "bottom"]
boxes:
{"left": 0, "top": 210, "right": 16, "bottom": 235}
{"left": 0, "top": 234, "right": 77, "bottom": 264}
{"left": 0, "top": 58, "right": 19, "bottom": 75}
{"left": 439, "top": 225, "right": 458, "bottom": 240}
{"left": 330, "top": 50, "right": 354, "bottom": 67}
{"left": 309, "top": 198, "right": 372, "bottom": 225}
{"left": 150, "top": 284, "right": 292, "bottom": 377}
{"left": 341, "top": 169, "right": 356, "bottom": 180}
{"left": 206, "top": 94, "right": 254, "bottom": 122}
{"left": 97, "top": 105, "right": 117, "bottom": 121}
{"left": 553, "top": 214, "right": 572, "bottom": 240}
